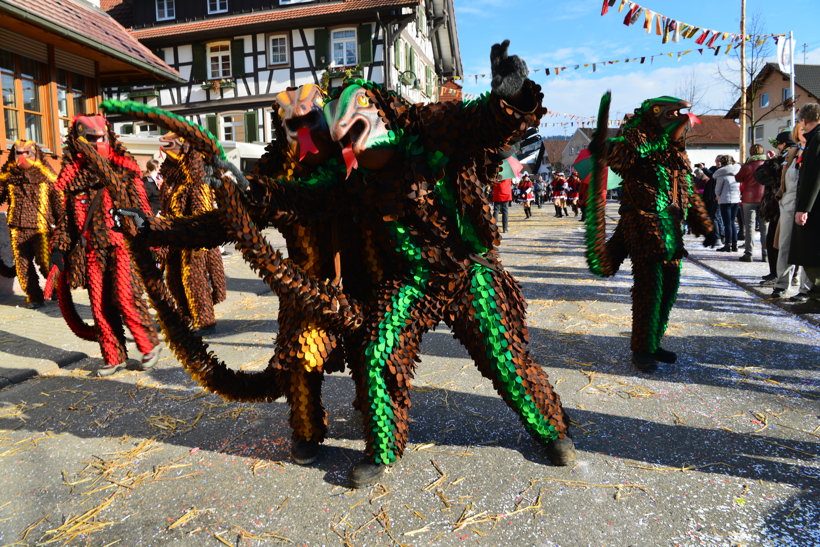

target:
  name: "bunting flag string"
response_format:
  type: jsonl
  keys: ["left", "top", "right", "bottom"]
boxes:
{"left": 448, "top": 39, "right": 770, "bottom": 86}
{"left": 600, "top": 0, "right": 784, "bottom": 46}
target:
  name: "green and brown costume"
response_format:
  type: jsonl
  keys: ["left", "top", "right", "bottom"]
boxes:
{"left": 584, "top": 95, "right": 713, "bottom": 356}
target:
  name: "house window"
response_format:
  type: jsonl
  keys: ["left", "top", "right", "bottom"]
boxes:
{"left": 136, "top": 123, "right": 159, "bottom": 135}
{"left": 418, "top": 2, "right": 427, "bottom": 36}
{"left": 223, "top": 115, "right": 235, "bottom": 141}
{"left": 0, "top": 50, "right": 46, "bottom": 147}
{"left": 222, "top": 114, "right": 245, "bottom": 142}
{"left": 748, "top": 125, "right": 764, "bottom": 142}
{"left": 56, "top": 69, "right": 90, "bottom": 141}
{"left": 783, "top": 87, "right": 792, "bottom": 102}
{"left": 208, "top": 42, "right": 232, "bottom": 79}
{"left": 208, "top": 0, "right": 228, "bottom": 14}
{"left": 269, "top": 35, "right": 288, "bottom": 65}
{"left": 331, "top": 28, "right": 357, "bottom": 67}
{"left": 156, "top": 0, "right": 175, "bottom": 21}
{"left": 759, "top": 93, "right": 769, "bottom": 108}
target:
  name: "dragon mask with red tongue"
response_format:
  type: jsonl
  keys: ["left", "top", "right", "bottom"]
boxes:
{"left": 323, "top": 82, "right": 398, "bottom": 178}
{"left": 273, "top": 84, "right": 332, "bottom": 164}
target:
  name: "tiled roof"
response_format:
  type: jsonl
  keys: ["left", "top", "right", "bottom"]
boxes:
{"left": 542, "top": 139, "right": 568, "bottom": 163}
{"left": 685, "top": 115, "right": 740, "bottom": 146}
{"left": 130, "top": 0, "right": 420, "bottom": 39}
{"left": 0, "top": 0, "right": 181, "bottom": 82}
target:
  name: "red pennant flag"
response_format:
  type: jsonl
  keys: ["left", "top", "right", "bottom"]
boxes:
{"left": 623, "top": 3, "right": 640, "bottom": 25}
{"left": 601, "top": 0, "right": 609, "bottom": 15}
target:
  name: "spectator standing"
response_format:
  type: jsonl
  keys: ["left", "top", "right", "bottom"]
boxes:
{"left": 551, "top": 173, "right": 567, "bottom": 217}
{"left": 736, "top": 144, "right": 768, "bottom": 262}
{"left": 713, "top": 155, "right": 741, "bottom": 253}
{"left": 771, "top": 126, "right": 812, "bottom": 298}
{"left": 492, "top": 177, "right": 513, "bottom": 233}
{"left": 702, "top": 158, "right": 724, "bottom": 247}
{"left": 142, "top": 159, "right": 162, "bottom": 216}
{"left": 533, "top": 175, "right": 543, "bottom": 208}
{"left": 789, "top": 103, "right": 820, "bottom": 312}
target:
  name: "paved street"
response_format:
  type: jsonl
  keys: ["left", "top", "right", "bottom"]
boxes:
{"left": 0, "top": 204, "right": 817, "bottom": 546}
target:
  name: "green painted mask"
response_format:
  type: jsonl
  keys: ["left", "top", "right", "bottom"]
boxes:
{"left": 324, "top": 83, "right": 396, "bottom": 176}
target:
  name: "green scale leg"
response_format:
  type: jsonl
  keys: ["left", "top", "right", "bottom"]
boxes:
{"left": 630, "top": 260, "right": 681, "bottom": 354}
{"left": 447, "top": 264, "right": 567, "bottom": 443}
{"left": 356, "top": 281, "right": 440, "bottom": 465}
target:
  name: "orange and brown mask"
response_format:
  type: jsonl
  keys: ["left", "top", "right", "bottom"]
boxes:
{"left": 74, "top": 115, "right": 111, "bottom": 157}
{"left": 12, "top": 139, "right": 37, "bottom": 168}
{"left": 274, "top": 83, "right": 332, "bottom": 163}
{"left": 159, "top": 131, "right": 187, "bottom": 158}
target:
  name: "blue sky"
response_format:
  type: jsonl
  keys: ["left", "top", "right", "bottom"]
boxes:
{"left": 452, "top": 0, "right": 820, "bottom": 136}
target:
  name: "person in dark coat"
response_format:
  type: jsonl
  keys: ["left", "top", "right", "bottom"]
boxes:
{"left": 789, "top": 103, "right": 820, "bottom": 313}
{"left": 141, "top": 159, "right": 162, "bottom": 216}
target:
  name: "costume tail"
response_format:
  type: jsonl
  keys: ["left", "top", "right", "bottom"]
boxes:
{"left": 101, "top": 100, "right": 224, "bottom": 161}
{"left": 584, "top": 91, "right": 620, "bottom": 277}
{"left": 57, "top": 270, "right": 97, "bottom": 341}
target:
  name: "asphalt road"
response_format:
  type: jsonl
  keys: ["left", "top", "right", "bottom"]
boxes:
{"left": 0, "top": 204, "right": 817, "bottom": 546}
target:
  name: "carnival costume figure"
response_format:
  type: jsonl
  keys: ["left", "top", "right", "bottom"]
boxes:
{"left": 100, "top": 95, "right": 364, "bottom": 466}
{"left": 51, "top": 115, "right": 161, "bottom": 376}
{"left": 323, "top": 40, "right": 575, "bottom": 487}
{"left": 0, "top": 140, "right": 60, "bottom": 307}
{"left": 584, "top": 94, "right": 715, "bottom": 372}
{"left": 157, "top": 132, "right": 226, "bottom": 331}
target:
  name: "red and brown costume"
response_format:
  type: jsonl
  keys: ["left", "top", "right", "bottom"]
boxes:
{"left": 51, "top": 115, "right": 159, "bottom": 368}
{"left": 158, "top": 133, "right": 226, "bottom": 330}
{"left": 0, "top": 140, "right": 60, "bottom": 305}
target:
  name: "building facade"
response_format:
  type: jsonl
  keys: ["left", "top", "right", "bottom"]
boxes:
{"left": 103, "top": 0, "right": 462, "bottom": 164}
{"left": 726, "top": 63, "right": 820, "bottom": 150}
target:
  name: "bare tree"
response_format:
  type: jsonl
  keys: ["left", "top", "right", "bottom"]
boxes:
{"left": 715, "top": 13, "right": 784, "bottom": 154}
{"left": 675, "top": 68, "right": 709, "bottom": 113}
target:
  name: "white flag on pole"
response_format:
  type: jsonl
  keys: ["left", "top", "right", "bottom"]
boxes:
{"left": 777, "top": 35, "right": 794, "bottom": 74}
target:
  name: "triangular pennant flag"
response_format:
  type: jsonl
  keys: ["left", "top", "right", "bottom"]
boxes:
{"left": 601, "top": 0, "right": 610, "bottom": 15}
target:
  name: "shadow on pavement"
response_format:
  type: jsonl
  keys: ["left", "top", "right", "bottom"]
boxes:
{"left": 0, "top": 374, "right": 815, "bottom": 490}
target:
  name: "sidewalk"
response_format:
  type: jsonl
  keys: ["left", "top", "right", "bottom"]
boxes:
{"left": 683, "top": 231, "right": 819, "bottom": 328}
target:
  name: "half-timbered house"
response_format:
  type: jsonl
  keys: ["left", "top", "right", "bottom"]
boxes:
{"left": 103, "top": 0, "right": 462, "bottom": 166}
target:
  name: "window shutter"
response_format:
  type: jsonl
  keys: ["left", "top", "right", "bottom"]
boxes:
{"left": 357, "top": 24, "right": 372, "bottom": 65}
{"left": 426, "top": 65, "right": 433, "bottom": 97}
{"left": 314, "top": 28, "right": 329, "bottom": 69}
{"left": 206, "top": 114, "right": 218, "bottom": 137}
{"left": 410, "top": 48, "right": 416, "bottom": 74}
{"left": 231, "top": 39, "right": 245, "bottom": 77}
{"left": 244, "top": 111, "right": 258, "bottom": 142}
{"left": 393, "top": 39, "right": 401, "bottom": 69}
{"left": 192, "top": 44, "right": 207, "bottom": 81}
